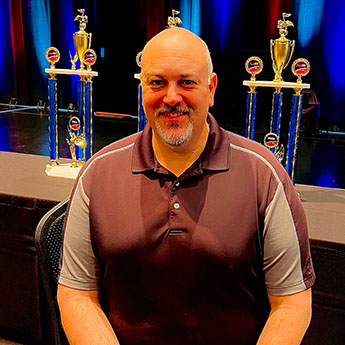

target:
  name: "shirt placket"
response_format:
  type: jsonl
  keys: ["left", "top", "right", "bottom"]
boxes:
{"left": 168, "top": 180, "right": 183, "bottom": 234}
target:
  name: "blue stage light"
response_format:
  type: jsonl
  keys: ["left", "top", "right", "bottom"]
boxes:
{"left": 180, "top": 0, "right": 201, "bottom": 36}
{"left": 29, "top": 0, "right": 51, "bottom": 80}
{"left": 295, "top": 0, "right": 324, "bottom": 48}
{"left": 59, "top": 0, "right": 78, "bottom": 103}
{"left": 213, "top": 0, "right": 232, "bottom": 49}
{"left": 208, "top": 0, "right": 241, "bottom": 49}
{"left": 315, "top": 172, "right": 338, "bottom": 189}
{"left": 323, "top": 0, "right": 345, "bottom": 100}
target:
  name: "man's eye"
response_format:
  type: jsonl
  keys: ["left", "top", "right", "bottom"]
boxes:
{"left": 180, "top": 80, "right": 196, "bottom": 87}
{"left": 150, "top": 80, "right": 166, "bottom": 87}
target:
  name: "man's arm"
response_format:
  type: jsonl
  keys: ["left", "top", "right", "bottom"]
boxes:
{"left": 257, "top": 288, "right": 312, "bottom": 345}
{"left": 57, "top": 284, "right": 120, "bottom": 345}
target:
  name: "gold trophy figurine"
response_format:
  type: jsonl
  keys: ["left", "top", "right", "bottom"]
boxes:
{"left": 167, "top": 10, "right": 182, "bottom": 27}
{"left": 71, "top": 9, "right": 92, "bottom": 70}
{"left": 66, "top": 117, "right": 86, "bottom": 167}
{"left": 67, "top": 130, "right": 86, "bottom": 166}
{"left": 270, "top": 13, "right": 295, "bottom": 82}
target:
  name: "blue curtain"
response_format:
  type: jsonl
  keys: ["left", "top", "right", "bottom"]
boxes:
{"left": 180, "top": 0, "right": 201, "bottom": 36}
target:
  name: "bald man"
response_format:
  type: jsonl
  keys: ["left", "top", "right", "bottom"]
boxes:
{"left": 58, "top": 28, "right": 315, "bottom": 345}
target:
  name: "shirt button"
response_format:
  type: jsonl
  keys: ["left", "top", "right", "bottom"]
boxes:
{"left": 173, "top": 202, "right": 180, "bottom": 210}
{"left": 175, "top": 182, "right": 180, "bottom": 187}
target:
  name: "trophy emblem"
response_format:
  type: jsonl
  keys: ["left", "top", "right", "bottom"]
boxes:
{"left": 83, "top": 49, "right": 97, "bottom": 71}
{"left": 270, "top": 13, "right": 295, "bottom": 82}
{"left": 71, "top": 9, "right": 92, "bottom": 70}
{"left": 292, "top": 58, "right": 310, "bottom": 83}
{"left": 245, "top": 57, "right": 263, "bottom": 81}
{"left": 45, "top": 47, "right": 60, "bottom": 69}
{"left": 264, "top": 133, "right": 285, "bottom": 163}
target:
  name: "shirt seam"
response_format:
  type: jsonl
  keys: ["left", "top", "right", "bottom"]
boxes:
{"left": 80, "top": 142, "right": 135, "bottom": 179}
{"left": 229, "top": 143, "right": 280, "bottom": 184}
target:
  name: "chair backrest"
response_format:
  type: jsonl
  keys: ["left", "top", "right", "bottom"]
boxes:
{"left": 35, "top": 198, "right": 70, "bottom": 345}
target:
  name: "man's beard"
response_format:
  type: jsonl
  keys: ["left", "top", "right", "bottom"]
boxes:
{"left": 154, "top": 105, "right": 193, "bottom": 147}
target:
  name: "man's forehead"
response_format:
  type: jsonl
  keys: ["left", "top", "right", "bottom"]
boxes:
{"left": 145, "top": 27, "right": 202, "bottom": 48}
{"left": 141, "top": 49, "right": 206, "bottom": 74}
{"left": 142, "top": 70, "right": 199, "bottom": 80}
{"left": 142, "top": 29, "right": 207, "bottom": 61}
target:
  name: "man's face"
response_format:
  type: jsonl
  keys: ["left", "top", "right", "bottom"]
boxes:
{"left": 140, "top": 29, "right": 217, "bottom": 148}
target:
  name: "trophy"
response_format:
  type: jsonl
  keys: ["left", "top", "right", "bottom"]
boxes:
{"left": 270, "top": 13, "right": 295, "bottom": 82}
{"left": 71, "top": 9, "right": 92, "bottom": 70}
{"left": 44, "top": 9, "right": 98, "bottom": 179}
{"left": 243, "top": 13, "right": 311, "bottom": 184}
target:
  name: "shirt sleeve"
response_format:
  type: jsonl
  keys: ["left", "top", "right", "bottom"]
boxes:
{"left": 263, "top": 181, "right": 315, "bottom": 295}
{"left": 59, "top": 177, "right": 101, "bottom": 290}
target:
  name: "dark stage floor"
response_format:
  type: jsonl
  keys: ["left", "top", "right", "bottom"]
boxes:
{"left": 1, "top": 109, "right": 345, "bottom": 190}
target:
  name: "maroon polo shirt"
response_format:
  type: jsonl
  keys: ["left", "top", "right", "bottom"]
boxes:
{"left": 60, "top": 114, "right": 315, "bottom": 345}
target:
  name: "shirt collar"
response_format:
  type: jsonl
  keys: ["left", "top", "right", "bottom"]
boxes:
{"left": 131, "top": 113, "right": 231, "bottom": 174}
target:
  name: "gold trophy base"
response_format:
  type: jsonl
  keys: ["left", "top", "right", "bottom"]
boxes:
{"left": 45, "top": 163, "right": 82, "bottom": 180}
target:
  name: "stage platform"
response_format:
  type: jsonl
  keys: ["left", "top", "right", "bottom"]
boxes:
{"left": 0, "top": 151, "right": 344, "bottom": 344}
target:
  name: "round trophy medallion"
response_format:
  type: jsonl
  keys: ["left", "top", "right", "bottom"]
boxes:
{"left": 45, "top": 47, "right": 60, "bottom": 67}
{"left": 83, "top": 49, "right": 97, "bottom": 70}
{"left": 245, "top": 57, "right": 263, "bottom": 81}
{"left": 292, "top": 58, "right": 310, "bottom": 77}
{"left": 136, "top": 51, "right": 143, "bottom": 68}
{"left": 69, "top": 116, "right": 81, "bottom": 131}
{"left": 264, "top": 132, "right": 279, "bottom": 149}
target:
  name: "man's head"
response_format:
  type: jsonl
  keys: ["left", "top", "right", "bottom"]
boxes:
{"left": 140, "top": 27, "right": 217, "bottom": 149}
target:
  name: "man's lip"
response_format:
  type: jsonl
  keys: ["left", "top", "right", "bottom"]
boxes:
{"left": 159, "top": 112, "right": 189, "bottom": 121}
{"left": 160, "top": 115, "right": 188, "bottom": 123}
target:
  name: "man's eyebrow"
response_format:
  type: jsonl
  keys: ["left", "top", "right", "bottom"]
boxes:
{"left": 142, "top": 73, "right": 164, "bottom": 80}
{"left": 142, "top": 72, "right": 198, "bottom": 80}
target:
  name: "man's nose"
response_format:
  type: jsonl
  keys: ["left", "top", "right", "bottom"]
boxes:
{"left": 163, "top": 84, "right": 183, "bottom": 106}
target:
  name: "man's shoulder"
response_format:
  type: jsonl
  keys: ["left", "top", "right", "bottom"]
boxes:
{"left": 92, "top": 131, "right": 140, "bottom": 159}
{"left": 225, "top": 130, "right": 288, "bottom": 179}
{"left": 78, "top": 131, "right": 141, "bottom": 176}
{"left": 226, "top": 131, "right": 271, "bottom": 158}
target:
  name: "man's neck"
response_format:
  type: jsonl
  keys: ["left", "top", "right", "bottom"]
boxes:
{"left": 152, "top": 123, "right": 210, "bottom": 177}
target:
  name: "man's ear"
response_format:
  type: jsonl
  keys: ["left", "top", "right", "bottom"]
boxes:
{"left": 208, "top": 73, "right": 218, "bottom": 107}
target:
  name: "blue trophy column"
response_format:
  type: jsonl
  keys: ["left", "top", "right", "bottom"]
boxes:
{"left": 48, "top": 77, "right": 58, "bottom": 164}
{"left": 84, "top": 78, "right": 94, "bottom": 161}
{"left": 76, "top": 78, "right": 84, "bottom": 161}
{"left": 269, "top": 91, "right": 283, "bottom": 153}
{"left": 286, "top": 93, "right": 303, "bottom": 184}
{"left": 245, "top": 90, "right": 257, "bottom": 140}
{"left": 138, "top": 85, "right": 146, "bottom": 131}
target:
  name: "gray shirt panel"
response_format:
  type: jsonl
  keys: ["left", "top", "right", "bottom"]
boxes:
{"left": 59, "top": 178, "right": 100, "bottom": 290}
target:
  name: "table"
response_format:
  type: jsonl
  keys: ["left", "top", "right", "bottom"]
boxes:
{"left": 0, "top": 152, "right": 74, "bottom": 344}
{"left": 297, "top": 185, "right": 345, "bottom": 345}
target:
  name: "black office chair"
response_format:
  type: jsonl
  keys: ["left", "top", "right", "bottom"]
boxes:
{"left": 35, "top": 198, "right": 70, "bottom": 345}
